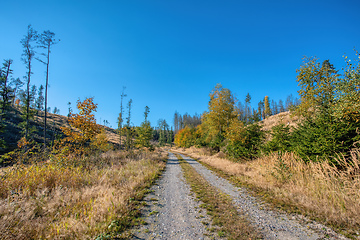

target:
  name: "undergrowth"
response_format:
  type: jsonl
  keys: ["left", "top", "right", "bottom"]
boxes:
{"left": 0, "top": 149, "right": 167, "bottom": 240}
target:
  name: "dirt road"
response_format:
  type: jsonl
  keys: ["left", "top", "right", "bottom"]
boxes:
{"left": 132, "top": 152, "right": 348, "bottom": 240}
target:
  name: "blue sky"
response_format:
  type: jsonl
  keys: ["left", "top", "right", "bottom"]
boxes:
{"left": 1, "top": 0, "right": 359, "bottom": 128}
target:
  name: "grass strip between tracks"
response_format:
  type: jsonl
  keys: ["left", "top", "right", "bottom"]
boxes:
{"left": 174, "top": 153, "right": 262, "bottom": 240}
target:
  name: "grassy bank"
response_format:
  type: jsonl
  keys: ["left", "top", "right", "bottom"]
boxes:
{"left": 174, "top": 146, "right": 360, "bottom": 238}
{"left": 175, "top": 153, "right": 261, "bottom": 239}
{"left": 0, "top": 149, "right": 167, "bottom": 239}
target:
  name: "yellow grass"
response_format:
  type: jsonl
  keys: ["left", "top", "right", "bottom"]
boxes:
{"left": 174, "top": 146, "right": 360, "bottom": 236}
{"left": 0, "top": 149, "right": 167, "bottom": 239}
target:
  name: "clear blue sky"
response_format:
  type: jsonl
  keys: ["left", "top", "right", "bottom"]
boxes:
{"left": 1, "top": 0, "right": 359, "bottom": 128}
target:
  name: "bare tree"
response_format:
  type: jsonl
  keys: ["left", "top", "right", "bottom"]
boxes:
{"left": 117, "top": 86, "right": 127, "bottom": 149}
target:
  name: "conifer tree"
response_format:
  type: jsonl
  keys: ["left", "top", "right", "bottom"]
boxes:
{"left": 11, "top": 77, "right": 23, "bottom": 104}
{"left": 278, "top": 99, "right": 285, "bottom": 112}
{"left": 136, "top": 106, "right": 153, "bottom": 149}
{"left": 0, "top": 59, "right": 15, "bottom": 120}
{"left": 264, "top": 96, "right": 271, "bottom": 118}
{"left": 35, "top": 85, "right": 44, "bottom": 111}
{"left": 37, "top": 30, "right": 59, "bottom": 149}
{"left": 118, "top": 87, "right": 127, "bottom": 149}
{"left": 124, "top": 99, "right": 133, "bottom": 150}
{"left": 20, "top": 25, "right": 37, "bottom": 140}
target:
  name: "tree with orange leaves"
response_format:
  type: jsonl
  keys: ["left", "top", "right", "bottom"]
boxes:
{"left": 60, "top": 97, "right": 104, "bottom": 155}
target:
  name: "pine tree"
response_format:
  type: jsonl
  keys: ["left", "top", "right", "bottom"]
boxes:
{"left": 37, "top": 30, "right": 59, "bottom": 149}
{"left": 20, "top": 25, "right": 37, "bottom": 140}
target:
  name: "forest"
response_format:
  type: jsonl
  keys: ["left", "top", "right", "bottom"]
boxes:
{"left": 174, "top": 55, "right": 360, "bottom": 164}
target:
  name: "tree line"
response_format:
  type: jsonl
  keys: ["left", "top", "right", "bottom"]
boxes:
{"left": 174, "top": 52, "right": 360, "bottom": 164}
{"left": 0, "top": 25, "right": 59, "bottom": 153}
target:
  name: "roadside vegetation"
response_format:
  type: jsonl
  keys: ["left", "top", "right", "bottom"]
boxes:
{"left": 173, "top": 52, "right": 360, "bottom": 238}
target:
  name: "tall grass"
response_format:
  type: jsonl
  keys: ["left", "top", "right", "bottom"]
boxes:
{"left": 0, "top": 149, "right": 167, "bottom": 239}
{"left": 175, "top": 146, "right": 360, "bottom": 236}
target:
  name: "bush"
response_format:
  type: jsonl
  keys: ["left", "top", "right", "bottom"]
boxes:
{"left": 226, "top": 123, "right": 264, "bottom": 160}
{"left": 263, "top": 123, "right": 292, "bottom": 154}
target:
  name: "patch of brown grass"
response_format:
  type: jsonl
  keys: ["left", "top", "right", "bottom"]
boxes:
{"left": 0, "top": 149, "right": 167, "bottom": 239}
{"left": 174, "top": 146, "right": 360, "bottom": 237}
{"left": 259, "top": 111, "right": 300, "bottom": 131}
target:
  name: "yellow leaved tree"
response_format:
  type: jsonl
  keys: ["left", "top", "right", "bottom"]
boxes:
{"left": 59, "top": 97, "right": 108, "bottom": 156}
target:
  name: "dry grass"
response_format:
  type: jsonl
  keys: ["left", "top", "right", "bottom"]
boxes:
{"left": 0, "top": 149, "right": 167, "bottom": 239}
{"left": 259, "top": 111, "right": 300, "bottom": 132}
{"left": 174, "top": 146, "right": 360, "bottom": 237}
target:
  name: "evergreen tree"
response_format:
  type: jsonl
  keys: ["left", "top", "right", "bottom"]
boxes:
{"left": 124, "top": 99, "right": 133, "bottom": 150}
{"left": 118, "top": 87, "right": 127, "bottom": 149}
{"left": 20, "top": 24, "right": 37, "bottom": 140}
{"left": 37, "top": 30, "right": 59, "bottom": 149}
{"left": 35, "top": 85, "right": 44, "bottom": 111}
{"left": 11, "top": 77, "right": 23, "bottom": 105}
{"left": 0, "top": 59, "right": 15, "bottom": 120}
{"left": 244, "top": 92, "right": 252, "bottom": 123}
{"left": 278, "top": 99, "right": 285, "bottom": 112}
{"left": 136, "top": 106, "right": 153, "bottom": 149}
{"left": 264, "top": 96, "right": 271, "bottom": 118}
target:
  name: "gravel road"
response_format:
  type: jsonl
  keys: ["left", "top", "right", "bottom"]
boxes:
{"left": 132, "top": 152, "right": 348, "bottom": 239}
{"left": 131, "top": 152, "right": 218, "bottom": 240}
{"left": 179, "top": 153, "right": 349, "bottom": 240}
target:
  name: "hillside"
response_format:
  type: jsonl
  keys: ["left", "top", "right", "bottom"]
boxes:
{"left": 259, "top": 111, "right": 300, "bottom": 132}
{"left": 0, "top": 105, "right": 119, "bottom": 154}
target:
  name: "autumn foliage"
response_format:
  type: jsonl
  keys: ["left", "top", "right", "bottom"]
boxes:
{"left": 59, "top": 97, "right": 108, "bottom": 156}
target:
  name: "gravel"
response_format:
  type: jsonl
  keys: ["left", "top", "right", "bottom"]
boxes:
{"left": 179, "top": 153, "right": 349, "bottom": 240}
{"left": 131, "top": 152, "right": 218, "bottom": 240}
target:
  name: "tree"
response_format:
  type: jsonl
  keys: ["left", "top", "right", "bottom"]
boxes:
{"left": 60, "top": 97, "right": 102, "bottom": 155}
{"left": 292, "top": 56, "right": 360, "bottom": 162}
{"left": 157, "top": 119, "right": 169, "bottom": 146}
{"left": 67, "top": 101, "right": 72, "bottom": 117}
{"left": 35, "top": 85, "right": 44, "bottom": 111}
{"left": 37, "top": 30, "right": 59, "bottom": 149}
{"left": 278, "top": 99, "right": 285, "bottom": 113}
{"left": 136, "top": 106, "right": 153, "bottom": 149}
{"left": 21, "top": 25, "right": 37, "bottom": 140}
{"left": 124, "top": 99, "right": 133, "bottom": 150}
{"left": 295, "top": 58, "right": 338, "bottom": 118}
{"left": 333, "top": 51, "right": 360, "bottom": 122}
{"left": 201, "top": 84, "right": 238, "bottom": 151}
{"left": 244, "top": 93, "right": 252, "bottom": 123}
{"left": 0, "top": 59, "right": 15, "bottom": 120}
{"left": 258, "top": 100, "right": 264, "bottom": 120}
{"left": 264, "top": 96, "right": 271, "bottom": 118}
{"left": 118, "top": 86, "right": 127, "bottom": 149}
{"left": 11, "top": 78, "right": 23, "bottom": 105}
